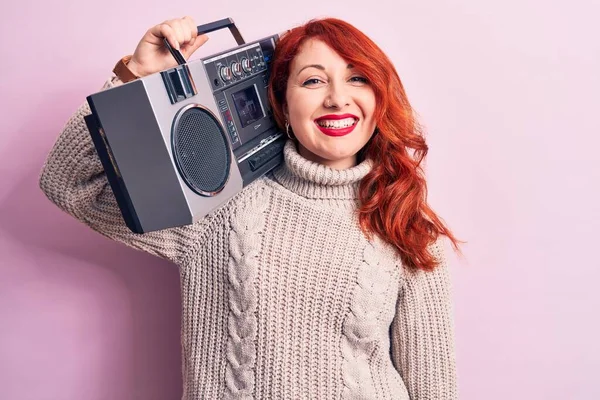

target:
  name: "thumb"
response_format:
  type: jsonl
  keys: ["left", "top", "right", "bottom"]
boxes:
{"left": 182, "top": 34, "right": 209, "bottom": 58}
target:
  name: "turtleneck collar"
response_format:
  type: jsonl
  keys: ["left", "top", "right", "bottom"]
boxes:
{"left": 271, "top": 140, "right": 373, "bottom": 200}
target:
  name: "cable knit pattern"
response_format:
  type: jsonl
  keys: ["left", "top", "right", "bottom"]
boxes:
{"left": 39, "top": 75, "right": 458, "bottom": 399}
{"left": 225, "top": 192, "right": 267, "bottom": 399}
{"left": 341, "top": 240, "right": 387, "bottom": 399}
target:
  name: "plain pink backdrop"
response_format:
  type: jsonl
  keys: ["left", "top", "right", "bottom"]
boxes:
{"left": 1, "top": 1, "right": 599, "bottom": 399}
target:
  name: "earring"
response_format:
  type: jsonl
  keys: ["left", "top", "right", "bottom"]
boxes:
{"left": 285, "top": 120, "right": 295, "bottom": 140}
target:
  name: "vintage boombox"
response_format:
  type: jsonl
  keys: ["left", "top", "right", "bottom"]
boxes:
{"left": 84, "top": 18, "right": 286, "bottom": 234}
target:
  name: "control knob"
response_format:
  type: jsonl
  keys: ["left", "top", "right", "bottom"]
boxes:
{"left": 241, "top": 57, "right": 252, "bottom": 73}
{"left": 231, "top": 61, "right": 243, "bottom": 77}
{"left": 219, "top": 66, "right": 233, "bottom": 82}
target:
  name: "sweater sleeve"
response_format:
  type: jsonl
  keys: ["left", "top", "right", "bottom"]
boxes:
{"left": 390, "top": 237, "right": 458, "bottom": 399}
{"left": 38, "top": 75, "right": 205, "bottom": 265}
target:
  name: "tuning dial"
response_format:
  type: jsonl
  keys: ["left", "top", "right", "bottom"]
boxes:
{"left": 231, "top": 61, "right": 243, "bottom": 77}
{"left": 219, "top": 66, "right": 232, "bottom": 82}
{"left": 241, "top": 57, "right": 252, "bottom": 73}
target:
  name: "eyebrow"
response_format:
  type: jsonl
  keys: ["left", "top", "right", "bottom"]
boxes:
{"left": 296, "top": 63, "right": 354, "bottom": 76}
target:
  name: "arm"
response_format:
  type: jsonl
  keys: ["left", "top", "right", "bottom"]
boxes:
{"left": 390, "top": 238, "right": 458, "bottom": 399}
{"left": 38, "top": 75, "right": 205, "bottom": 265}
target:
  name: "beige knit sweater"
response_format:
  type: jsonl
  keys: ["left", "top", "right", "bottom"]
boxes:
{"left": 39, "top": 76, "right": 458, "bottom": 399}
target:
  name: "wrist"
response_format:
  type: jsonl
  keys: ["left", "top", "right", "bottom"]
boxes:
{"left": 112, "top": 55, "right": 141, "bottom": 83}
{"left": 126, "top": 58, "right": 143, "bottom": 78}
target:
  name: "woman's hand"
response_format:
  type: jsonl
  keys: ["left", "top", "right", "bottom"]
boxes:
{"left": 127, "top": 16, "right": 209, "bottom": 77}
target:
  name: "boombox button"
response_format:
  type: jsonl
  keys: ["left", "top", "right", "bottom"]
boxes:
{"left": 248, "top": 150, "right": 276, "bottom": 172}
{"left": 161, "top": 64, "right": 197, "bottom": 104}
{"left": 248, "top": 157, "right": 264, "bottom": 171}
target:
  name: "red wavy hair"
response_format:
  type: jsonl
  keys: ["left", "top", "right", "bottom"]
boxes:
{"left": 268, "top": 18, "right": 462, "bottom": 271}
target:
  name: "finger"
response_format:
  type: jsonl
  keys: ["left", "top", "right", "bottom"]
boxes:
{"left": 178, "top": 19, "right": 192, "bottom": 44}
{"left": 183, "top": 16, "right": 197, "bottom": 41}
{"left": 156, "top": 23, "right": 179, "bottom": 50}
{"left": 163, "top": 19, "right": 184, "bottom": 48}
{"left": 169, "top": 20, "right": 186, "bottom": 47}
{"left": 185, "top": 18, "right": 196, "bottom": 46}
{"left": 182, "top": 33, "right": 208, "bottom": 56}
{"left": 193, "top": 34, "right": 209, "bottom": 48}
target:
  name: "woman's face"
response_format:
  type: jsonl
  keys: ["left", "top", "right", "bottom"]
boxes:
{"left": 285, "top": 39, "right": 377, "bottom": 170}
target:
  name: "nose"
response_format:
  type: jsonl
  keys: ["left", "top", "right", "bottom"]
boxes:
{"left": 324, "top": 81, "right": 351, "bottom": 109}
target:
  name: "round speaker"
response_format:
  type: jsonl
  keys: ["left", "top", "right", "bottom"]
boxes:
{"left": 171, "top": 104, "right": 231, "bottom": 196}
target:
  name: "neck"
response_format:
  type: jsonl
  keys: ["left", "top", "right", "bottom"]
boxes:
{"left": 297, "top": 142, "right": 357, "bottom": 170}
{"left": 271, "top": 140, "right": 373, "bottom": 201}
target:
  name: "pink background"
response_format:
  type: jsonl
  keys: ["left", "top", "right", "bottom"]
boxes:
{"left": 1, "top": 1, "right": 599, "bottom": 399}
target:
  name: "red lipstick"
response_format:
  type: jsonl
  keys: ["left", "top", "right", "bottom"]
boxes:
{"left": 314, "top": 114, "right": 359, "bottom": 137}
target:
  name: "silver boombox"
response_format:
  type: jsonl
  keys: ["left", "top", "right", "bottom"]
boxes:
{"left": 85, "top": 18, "right": 286, "bottom": 234}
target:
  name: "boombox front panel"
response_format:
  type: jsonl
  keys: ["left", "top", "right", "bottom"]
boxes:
{"left": 143, "top": 61, "right": 244, "bottom": 223}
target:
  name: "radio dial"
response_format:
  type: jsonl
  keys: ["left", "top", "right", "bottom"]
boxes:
{"left": 219, "top": 66, "right": 233, "bottom": 82}
{"left": 241, "top": 57, "right": 252, "bottom": 73}
{"left": 231, "top": 62, "right": 243, "bottom": 77}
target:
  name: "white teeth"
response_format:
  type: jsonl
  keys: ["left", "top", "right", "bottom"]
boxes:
{"left": 316, "top": 118, "right": 357, "bottom": 129}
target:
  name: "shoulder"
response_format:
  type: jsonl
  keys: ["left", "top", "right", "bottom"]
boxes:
{"left": 178, "top": 181, "right": 273, "bottom": 265}
{"left": 399, "top": 235, "right": 453, "bottom": 290}
{"left": 219, "top": 175, "right": 277, "bottom": 218}
{"left": 188, "top": 174, "right": 278, "bottom": 234}
{"left": 239, "top": 175, "right": 275, "bottom": 203}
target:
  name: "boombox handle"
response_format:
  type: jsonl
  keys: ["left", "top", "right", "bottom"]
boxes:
{"left": 163, "top": 17, "right": 245, "bottom": 65}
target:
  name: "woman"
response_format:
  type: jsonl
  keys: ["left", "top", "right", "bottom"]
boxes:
{"left": 40, "top": 15, "right": 461, "bottom": 399}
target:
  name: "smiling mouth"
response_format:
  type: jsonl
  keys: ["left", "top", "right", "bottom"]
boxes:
{"left": 314, "top": 117, "right": 359, "bottom": 137}
{"left": 315, "top": 117, "right": 359, "bottom": 129}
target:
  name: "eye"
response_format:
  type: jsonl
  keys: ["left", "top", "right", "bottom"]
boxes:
{"left": 302, "top": 78, "right": 325, "bottom": 86}
{"left": 349, "top": 76, "right": 368, "bottom": 84}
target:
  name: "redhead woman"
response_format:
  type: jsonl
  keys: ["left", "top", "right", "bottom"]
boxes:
{"left": 40, "top": 15, "right": 461, "bottom": 400}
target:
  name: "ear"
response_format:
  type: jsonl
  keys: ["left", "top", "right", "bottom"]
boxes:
{"left": 282, "top": 103, "right": 289, "bottom": 120}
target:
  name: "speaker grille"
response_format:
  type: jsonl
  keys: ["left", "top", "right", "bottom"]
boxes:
{"left": 172, "top": 106, "right": 231, "bottom": 196}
